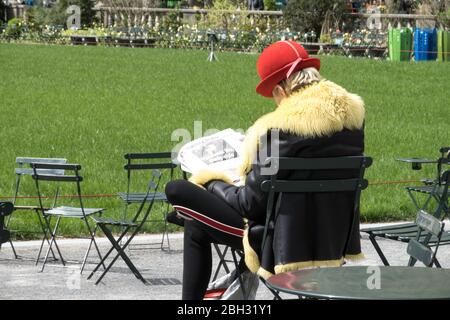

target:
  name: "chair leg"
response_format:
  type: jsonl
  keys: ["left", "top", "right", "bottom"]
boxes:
{"left": 3, "top": 214, "right": 19, "bottom": 259}
{"left": 231, "top": 249, "right": 247, "bottom": 300}
{"left": 35, "top": 211, "right": 58, "bottom": 264}
{"left": 95, "top": 226, "right": 146, "bottom": 285}
{"left": 87, "top": 225, "right": 133, "bottom": 280}
{"left": 80, "top": 219, "right": 105, "bottom": 274}
{"left": 120, "top": 202, "right": 130, "bottom": 246}
{"left": 0, "top": 239, "right": 18, "bottom": 259}
{"left": 40, "top": 216, "right": 64, "bottom": 272}
{"left": 433, "top": 257, "right": 442, "bottom": 268}
{"left": 161, "top": 202, "right": 171, "bottom": 251}
{"left": 368, "top": 234, "right": 390, "bottom": 266}
{"left": 407, "top": 189, "right": 422, "bottom": 211}
{"left": 36, "top": 215, "right": 64, "bottom": 266}
{"left": 212, "top": 244, "right": 230, "bottom": 281}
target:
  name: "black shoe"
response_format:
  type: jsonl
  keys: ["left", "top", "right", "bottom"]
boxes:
{"left": 166, "top": 210, "right": 185, "bottom": 227}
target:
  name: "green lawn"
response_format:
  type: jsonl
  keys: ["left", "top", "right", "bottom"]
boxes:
{"left": 0, "top": 43, "right": 449, "bottom": 237}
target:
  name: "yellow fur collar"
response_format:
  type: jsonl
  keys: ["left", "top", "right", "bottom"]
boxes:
{"left": 238, "top": 80, "right": 365, "bottom": 176}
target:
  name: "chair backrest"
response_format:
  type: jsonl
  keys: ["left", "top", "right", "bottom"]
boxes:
{"left": 407, "top": 170, "right": 450, "bottom": 267}
{"left": 123, "top": 152, "right": 177, "bottom": 196}
{"left": 13, "top": 157, "right": 67, "bottom": 206}
{"left": 260, "top": 156, "right": 373, "bottom": 256}
{"left": 129, "top": 170, "right": 162, "bottom": 228}
{"left": 30, "top": 163, "right": 86, "bottom": 216}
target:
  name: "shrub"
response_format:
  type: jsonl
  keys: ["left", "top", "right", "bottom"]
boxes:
{"left": 5, "top": 18, "right": 26, "bottom": 39}
{"left": 437, "top": 8, "right": 450, "bottom": 28}
{"left": 264, "top": 0, "right": 276, "bottom": 11}
{"left": 283, "top": 0, "right": 348, "bottom": 35}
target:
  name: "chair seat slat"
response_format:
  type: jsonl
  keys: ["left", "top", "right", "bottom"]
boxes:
{"left": 33, "top": 175, "right": 82, "bottom": 182}
{"left": 45, "top": 206, "right": 103, "bottom": 217}
{"left": 124, "top": 152, "right": 172, "bottom": 160}
{"left": 16, "top": 168, "right": 65, "bottom": 176}
{"left": 124, "top": 163, "right": 177, "bottom": 170}
{"left": 264, "top": 156, "right": 372, "bottom": 171}
{"left": 261, "top": 179, "right": 367, "bottom": 193}
{"left": 16, "top": 157, "right": 67, "bottom": 164}
{"left": 118, "top": 192, "right": 167, "bottom": 202}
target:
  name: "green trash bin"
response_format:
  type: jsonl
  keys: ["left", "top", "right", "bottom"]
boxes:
{"left": 388, "top": 28, "right": 413, "bottom": 61}
{"left": 438, "top": 30, "right": 450, "bottom": 62}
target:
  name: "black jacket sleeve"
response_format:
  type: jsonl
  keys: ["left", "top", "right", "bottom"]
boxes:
{"left": 205, "top": 130, "right": 295, "bottom": 223}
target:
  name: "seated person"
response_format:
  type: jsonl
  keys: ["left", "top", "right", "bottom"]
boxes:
{"left": 166, "top": 41, "right": 366, "bottom": 300}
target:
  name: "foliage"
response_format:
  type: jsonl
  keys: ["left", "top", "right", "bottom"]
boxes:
{"left": 283, "top": 0, "right": 348, "bottom": 35}
{"left": 437, "top": 8, "right": 450, "bottom": 28}
{"left": 201, "top": 0, "right": 239, "bottom": 30}
{"left": 26, "top": 0, "right": 96, "bottom": 28}
{"left": 264, "top": 0, "right": 276, "bottom": 11}
{"left": 4, "top": 18, "right": 26, "bottom": 39}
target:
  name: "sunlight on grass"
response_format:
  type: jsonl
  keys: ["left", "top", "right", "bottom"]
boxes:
{"left": 1, "top": 44, "right": 449, "bottom": 236}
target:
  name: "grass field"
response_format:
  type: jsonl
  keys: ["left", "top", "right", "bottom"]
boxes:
{"left": 0, "top": 43, "right": 449, "bottom": 237}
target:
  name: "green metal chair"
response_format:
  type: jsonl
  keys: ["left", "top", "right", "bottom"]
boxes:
{"left": 362, "top": 170, "right": 450, "bottom": 267}
{"left": 88, "top": 170, "right": 162, "bottom": 285}
{"left": 31, "top": 162, "right": 105, "bottom": 273}
{"left": 0, "top": 157, "right": 67, "bottom": 261}
{"left": 249, "top": 155, "right": 372, "bottom": 299}
{"left": 407, "top": 207, "right": 447, "bottom": 268}
{"left": 398, "top": 147, "right": 450, "bottom": 212}
{"left": 362, "top": 153, "right": 450, "bottom": 267}
{"left": 118, "top": 152, "right": 177, "bottom": 251}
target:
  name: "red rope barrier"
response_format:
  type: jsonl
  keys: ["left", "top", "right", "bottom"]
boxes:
{"left": 0, "top": 194, "right": 117, "bottom": 200}
{"left": 0, "top": 180, "right": 424, "bottom": 199}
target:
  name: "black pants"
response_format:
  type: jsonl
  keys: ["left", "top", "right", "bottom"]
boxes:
{"left": 165, "top": 179, "right": 244, "bottom": 300}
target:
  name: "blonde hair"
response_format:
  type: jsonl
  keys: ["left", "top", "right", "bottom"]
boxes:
{"left": 279, "top": 67, "right": 321, "bottom": 96}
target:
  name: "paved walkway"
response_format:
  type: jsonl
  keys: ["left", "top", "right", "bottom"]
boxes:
{"left": 0, "top": 223, "right": 449, "bottom": 300}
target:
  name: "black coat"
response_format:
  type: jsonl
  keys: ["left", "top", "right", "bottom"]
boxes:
{"left": 190, "top": 80, "right": 366, "bottom": 278}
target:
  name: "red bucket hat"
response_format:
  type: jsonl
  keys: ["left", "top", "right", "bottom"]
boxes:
{"left": 256, "top": 41, "right": 321, "bottom": 98}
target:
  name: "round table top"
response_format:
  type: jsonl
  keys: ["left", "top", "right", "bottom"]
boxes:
{"left": 266, "top": 266, "right": 450, "bottom": 300}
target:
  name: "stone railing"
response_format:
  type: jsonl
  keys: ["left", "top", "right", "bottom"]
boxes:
{"left": 93, "top": 7, "right": 284, "bottom": 29}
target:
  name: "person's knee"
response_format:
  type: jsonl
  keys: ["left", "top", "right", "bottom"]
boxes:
{"left": 165, "top": 179, "right": 190, "bottom": 204}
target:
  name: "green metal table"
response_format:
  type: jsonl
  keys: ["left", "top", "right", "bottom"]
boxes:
{"left": 266, "top": 266, "right": 450, "bottom": 300}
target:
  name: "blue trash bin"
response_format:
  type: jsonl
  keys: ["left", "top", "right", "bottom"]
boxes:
{"left": 414, "top": 28, "right": 437, "bottom": 61}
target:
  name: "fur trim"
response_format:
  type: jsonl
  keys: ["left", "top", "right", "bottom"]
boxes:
{"left": 274, "top": 258, "right": 345, "bottom": 275}
{"left": 239, "top": 80, "right": 365, "bottom": 175}
{"left": 257, "top": 267, "right": 274, "bottom": 280}
{"left": 242, "top": 227, "right": 261, "bottom": 273}
{"left": 188, "top": 169, "right": 233, "bottom": 187}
